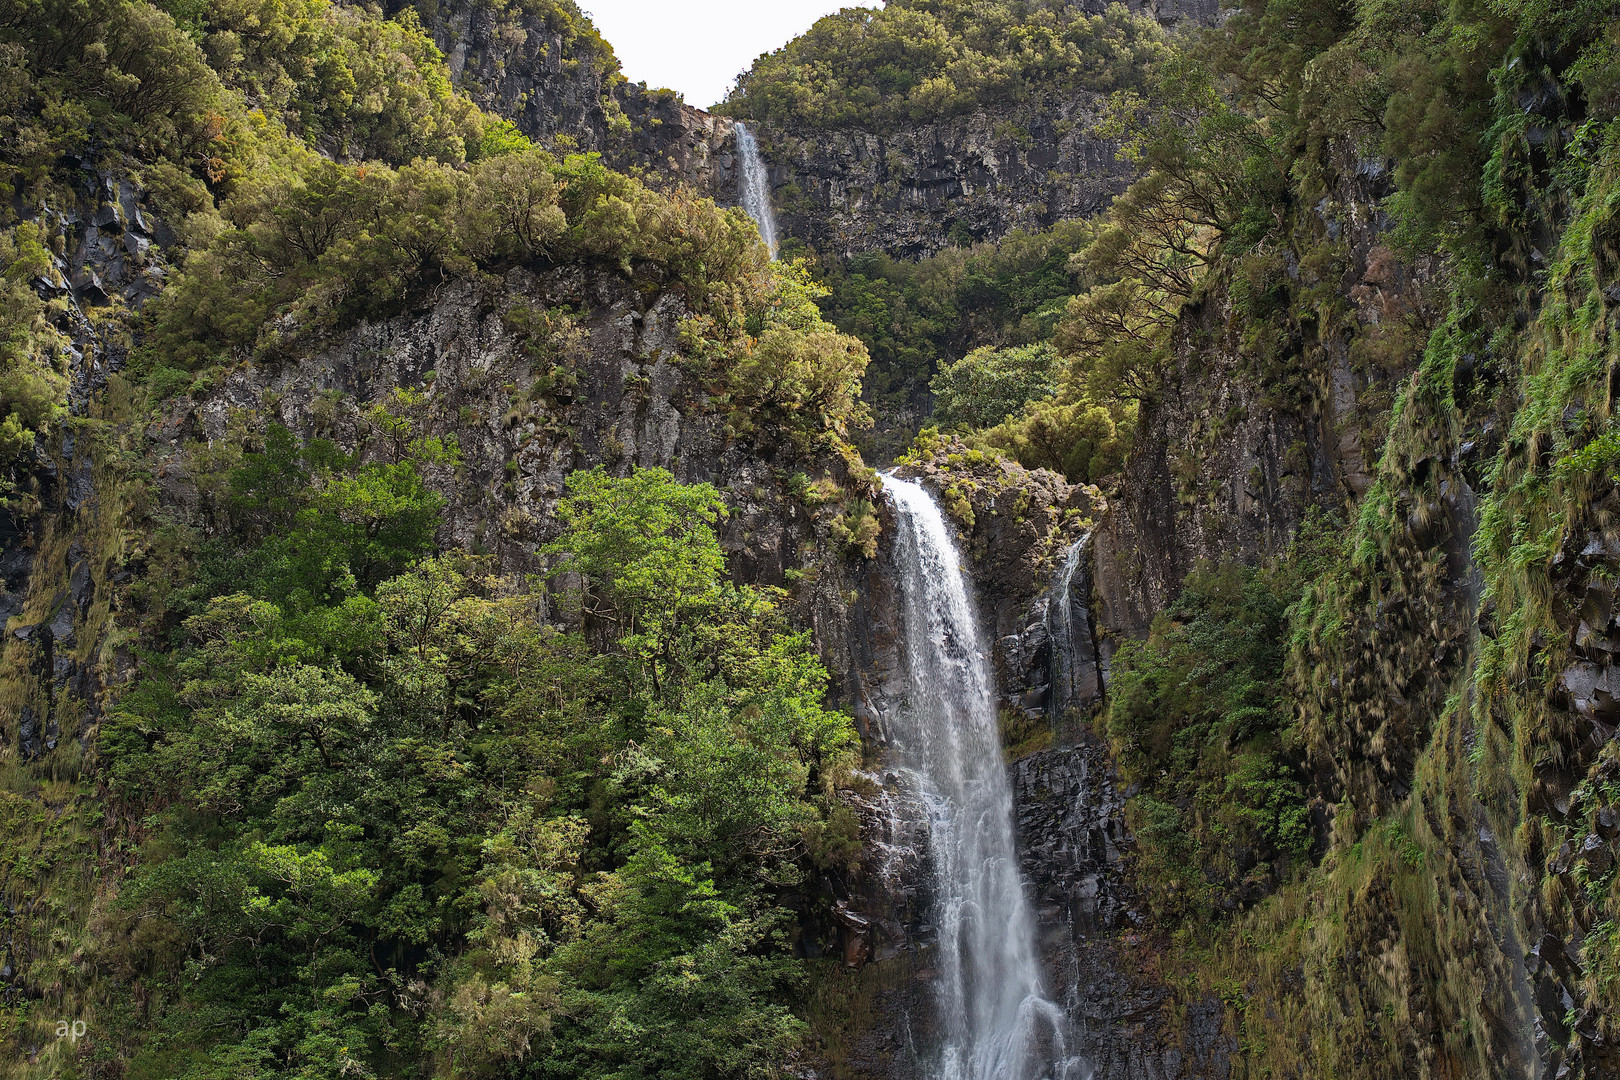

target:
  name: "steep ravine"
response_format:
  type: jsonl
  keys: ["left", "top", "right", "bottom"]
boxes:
{"left": 9, "top": 2, "right": 1620, "bottom": 1077}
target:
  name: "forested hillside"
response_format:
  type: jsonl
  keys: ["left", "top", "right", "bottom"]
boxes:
{"left": 5, "top": 0, "right": 1620, "bottom": 1077}
{"left": 0, "top": 0, "right": 877, "bottom": 1074}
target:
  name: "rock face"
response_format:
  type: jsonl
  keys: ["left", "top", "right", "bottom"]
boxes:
{"left": 732, "top": 0, "right": 1221, "bottom": 257}
{"left": 163, "top": 267, "right": 886, "bottom": 708}
{"left": 755, "top": 91, "right": 1132, "bottom": 259}
{"left": 407, "top": 0, "right": 746, "bottom": 209}
{"left": 408, "top": 0, "right": 619, "bottom": 152}
{"left": 1016, "top": 741, "right": 1235, "bottom": 1080}
{"left": 406, "top": 0, "right": 1222, "bottom": 258}
{"left": 1091, "top": 151, "right": 1436, "bottom": 643}
{"left": 1522, "top": 508, "right": 1620, "bottom": 1079}
{"left": 1, "top": 161, "right": 165, "bottom": 778}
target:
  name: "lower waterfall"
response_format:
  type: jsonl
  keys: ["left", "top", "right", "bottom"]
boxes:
{"left": 880, "top": 475, "right": 1084, "bottom": 1080}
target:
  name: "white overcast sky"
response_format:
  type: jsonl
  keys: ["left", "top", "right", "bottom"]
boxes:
{"left": 579, "top": 1, "right": 880, "bottom": 110}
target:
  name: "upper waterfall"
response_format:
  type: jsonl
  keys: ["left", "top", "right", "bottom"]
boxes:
{"left": 734, "top": 121, "right": 780, "bottom": 259}
{"left": 879, "top": 474, "right": 1083, "bottom": 1080}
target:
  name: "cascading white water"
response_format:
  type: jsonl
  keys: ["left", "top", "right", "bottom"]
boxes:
{"left": 880, "top": 474, "right": 1083, "bottom": 1080}
{"left": 733, "top": 121, "right": 779, "bottom": 259}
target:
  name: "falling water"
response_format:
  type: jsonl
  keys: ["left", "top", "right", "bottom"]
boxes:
{"left": 733, "top": 121, "right": 779, "bottom": 259}
{"left": 1045, "top": 534, "right": 1098, "bottom": 720}
{"left": 880, "top": 474, "right": 1083, "bottom": 1080}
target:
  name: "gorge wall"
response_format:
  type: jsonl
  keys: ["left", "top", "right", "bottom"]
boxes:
{"left": 746, "top": 93, "right": 1133, "bottom": 260}
{"left": 7, "top": 0, "right": 1620, "bottom": 1078}
{"left": 404, "top": 0, "right": 1220, "bottom": 259}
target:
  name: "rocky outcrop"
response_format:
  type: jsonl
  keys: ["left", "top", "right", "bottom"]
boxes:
{"left": 156, "top": 266, "right": 886, "bottom": 706}
{"left": 1091, "top": 150, "right": 1440, "bottom": 644}
{"left": 1518, "top": 500, "right": 1620, "bottom": 1078}
{"left": 889, "top": 436, "right": 1102, "bottom": 717}
{"left": 2, "top": 160, "right": 163, "bottom": 778}
{"left": 753, "top": 92, "right": 1132, "bottom": 259}
{"left": 405, "top": 0, "right": 747, "bottom": 206}
{"left": 1018, "top": 738, "right": 1235, "bottom": 1080}
{"left": 406, "top": 0, "right": 619, "bottom": 152}
{"left": 613, "top": 88, "right": 738, "bottom": 194}
{"left": 725, "top": 0, "right": 1223, "bottom": 258}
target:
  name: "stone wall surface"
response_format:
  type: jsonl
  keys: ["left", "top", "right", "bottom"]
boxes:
{"left": 756, "top": 92, "right": 1132, "bottom": 259}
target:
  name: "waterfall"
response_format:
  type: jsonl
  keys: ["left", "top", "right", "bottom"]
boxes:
{"left": 733, "top": 121, "right": 779, "bottom": 259}
{"left": 1046, "top": 533, "right": 1099, "bottom": 720}
{"left": 879, "top": 475, "right": 1083, "bottom": 1080}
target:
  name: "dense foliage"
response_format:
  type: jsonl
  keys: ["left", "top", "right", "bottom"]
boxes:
{"left": 0, "top": 0, "right": 877, "bottom": 1072}
{"left": 1105, "top": 518, "right": 1341, "bottom": 921}
{"left": 719, "top": 0, "right": 1167, "bottom": 131}
{"left": 146, "top": 148, "right": 768, "bottom": 369}
{"left": 99, "top": 438, "right": 857, "bottom": 1077}
{"left": 680, "top": 259, "right": 874, "bottom": 449}
{"left": 816, "top": 219, "right": 1116, "bottom": 464}
{"left": 0, "top": 222, "right": 68, "bottom": 509}
{"left": 928, "top": 343, "right": 1058, "bottom": 431}
{"left": 1065, "top": 0, "right": 1620, "bottom": 1073}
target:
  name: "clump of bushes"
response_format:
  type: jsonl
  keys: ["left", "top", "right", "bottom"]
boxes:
{"left": 719, "top": 0, "right": 1167, "bottom": 132}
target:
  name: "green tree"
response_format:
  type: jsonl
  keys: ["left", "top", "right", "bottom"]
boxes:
{"left": 930, "top": 343, "right": 1059, "bottom": 430}
{"left": 544, "top": 467, "right": 727, "bottom": 691}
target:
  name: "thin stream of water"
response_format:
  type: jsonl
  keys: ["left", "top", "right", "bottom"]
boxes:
{"left": 734, "top": 121, "right": 779, "bottom": 258}
{"left": 1046, "top": 534, "right": 1095, "bottom": 720}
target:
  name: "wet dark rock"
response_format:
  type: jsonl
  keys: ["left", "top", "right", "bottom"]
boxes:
{"left": 758, "top": 92, "right": 1135, "bottom": 259}
{"left": 1014, "top": 738, "right": 1132, "bottom": 938}
{"left": 1577, "top": 833, "right": 1613, "bottom": 877}
{"left": 46, "top": 594, "right": 74, "bottom": 649}
{"left": 18, "top": 705, "right": 41, "bottom": 760}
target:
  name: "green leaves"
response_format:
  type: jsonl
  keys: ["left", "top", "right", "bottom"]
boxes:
{"left": 0, "top": 225, "right": 69, "bottom": 506}
{"left": 721, "top": 0, "right": 1168, "bottom": 132}
{"left": 219, "top": 419, "right": 447, "bottom": 606}
{"left": 681, "top": 259, "right": 874, "bottom": 445}
{"left": 1106, "top": 557, "right": 1317, "bottom": 920}
{"left": 106, "top": 454, "right": 856, "bottom": 1078}
{"left": 146, "top": 147, "right": 770, "bottom": 367}
{"left": 545, "top": 467, "right": 728, "bottom": 677}
{"left": 930, "top": 343, "right": 1060, "bottom": 430}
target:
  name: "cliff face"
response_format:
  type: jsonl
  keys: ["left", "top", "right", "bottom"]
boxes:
{"left": 168, "top": 269, "right": 885, "bottom": 698}
{"left": 0, "top": 177, "right": 887, "bottom": 1063}
{"left": 405, "top": 0, "right": 1220, "bottom": 259}
{"left": 406, "top": 0, "right": 620, "bottom": 152}
{"left": 407, "top": 0, "right": 744, "bottom": 205}
{"left": 1093, "top": 150, "right": 1426, "bottom": 643}
{"left": 755, "top": 92, "right": 1132, "bottom": 260}
{"left": 1065, "top": 132, "right": 1619, "bottom": 1079}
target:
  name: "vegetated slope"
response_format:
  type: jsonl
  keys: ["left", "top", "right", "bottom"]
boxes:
{"left": 0, "top": 0, "right": 889, "bottom": 1075}
{"left": 884, "top": 0, "right": 1620, "bottom": 1074}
